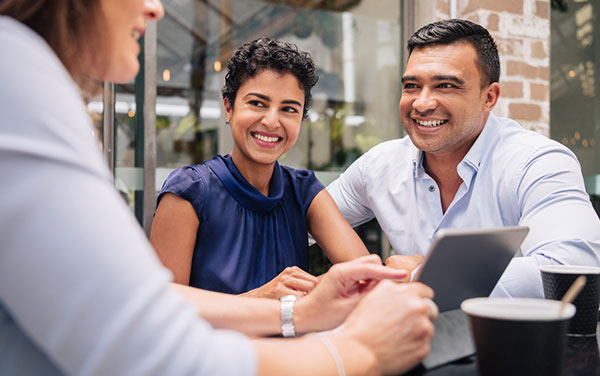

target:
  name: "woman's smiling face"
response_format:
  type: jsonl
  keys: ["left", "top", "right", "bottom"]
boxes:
{"left": 226, "top": 69, "right": 305, "bottom": 169}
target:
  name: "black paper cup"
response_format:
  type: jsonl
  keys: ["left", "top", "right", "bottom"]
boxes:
{"left": 461, "top": 298, "right": 575, "bottom": 376}
{"left": 540, "top": 265, "right": 600, "bottom": 337}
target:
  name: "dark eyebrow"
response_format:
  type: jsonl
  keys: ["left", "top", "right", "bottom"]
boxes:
{"left": 282, "top": 99, "right": 303, "bottom": 107}
{"left": 433, "top": 75, "right": 465, "bottom": 85}
{"left": 245, "top": 92, "right": 302, "bottom": 107}
{"left": 401, "top": 75, "right": 465, "bottom": 86}
{"left": 245, "top": 92, "right": 270, "bottom": 101}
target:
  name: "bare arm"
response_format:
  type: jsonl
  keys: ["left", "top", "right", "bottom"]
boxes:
{"left": 170, "top": 284, "right": 281, "bottom": 336}
{"left": 308, "top": 189, "right": 370, "bottom": 264}
{"left": 172, "top": 255, "right": 408, "bottom": 336}
{"left": 150, "top": 193, "right": 198, "bottom": 284}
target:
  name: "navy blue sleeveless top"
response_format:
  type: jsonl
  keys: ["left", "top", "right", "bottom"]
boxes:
{"left": 157, "top": 155, "right": 324, "bottom": 294}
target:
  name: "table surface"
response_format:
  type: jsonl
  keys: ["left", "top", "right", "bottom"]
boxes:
{"left": 406, "top": 325, "right": 600, "bottom": 376}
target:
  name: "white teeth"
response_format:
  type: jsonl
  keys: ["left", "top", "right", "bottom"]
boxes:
{"left": 252, "top": 133, "right": 280, "bottom": 143}
{"left": 415, "top": 119, "right": 446, "bottom": 127}
{"left": 132, "top": 30, "right": 140, "bottom": 39}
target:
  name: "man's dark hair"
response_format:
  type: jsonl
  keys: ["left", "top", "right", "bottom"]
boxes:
{"left": 407, "top": 19, "right": 500, "bottom": 86}
{"left": 222, "top": 38, "right": 318, "bottom": 120}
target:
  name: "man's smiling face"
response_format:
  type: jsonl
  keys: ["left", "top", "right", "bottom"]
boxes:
{"left": 400, "top": 42, "right": 498, "bottom": 159}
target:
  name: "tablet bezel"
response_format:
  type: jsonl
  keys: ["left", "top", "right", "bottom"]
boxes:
{"left": 414, "top": 226, "right": 530, "bottom": 312}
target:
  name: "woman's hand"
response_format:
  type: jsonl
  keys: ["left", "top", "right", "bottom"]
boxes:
{"left": 294, "top": 254, "right": 408, "bottom": 333}
{"left": 241, "top": 266, "right": 319, "bottom": 299}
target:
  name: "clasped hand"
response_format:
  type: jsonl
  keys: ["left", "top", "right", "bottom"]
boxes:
{"left": 242, "top": 266, "right": 320, "bottom": 299}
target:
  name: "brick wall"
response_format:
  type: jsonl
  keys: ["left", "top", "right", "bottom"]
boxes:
{"left": 429, "top": 0, "right": 550, "bottom": 135}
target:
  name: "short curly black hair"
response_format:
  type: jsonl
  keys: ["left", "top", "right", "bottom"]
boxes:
{"left": 407, "top": 19, "right": 500, "bottom": 86}
{"left": 221, "top": 38, "right": 318, "bottom": 120}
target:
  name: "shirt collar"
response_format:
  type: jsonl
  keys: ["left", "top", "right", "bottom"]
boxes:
{"left": 461, "top": 113, "right": 500, "bottom": 167}
{"left": 410, "top": 141, "right": 424, "bottom": 179}
{"left": 457, "top": 112, "right": 500, "bottom": 187}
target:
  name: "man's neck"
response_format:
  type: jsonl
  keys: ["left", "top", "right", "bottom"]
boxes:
{"left": 422, "top": 116, "right": 489, "bottom": 212}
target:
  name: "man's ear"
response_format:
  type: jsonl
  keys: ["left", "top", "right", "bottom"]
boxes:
{"left": 483, "top": 82, "right": 500, "bottom": 112}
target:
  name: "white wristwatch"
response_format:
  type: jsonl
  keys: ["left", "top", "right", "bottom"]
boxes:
{"left": 280, "top": 295, "right": 298, "bottom": 337}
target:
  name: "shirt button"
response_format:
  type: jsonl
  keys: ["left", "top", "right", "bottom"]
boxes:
{"left": 428, "top": 185, "right": 435, "bottom": 192}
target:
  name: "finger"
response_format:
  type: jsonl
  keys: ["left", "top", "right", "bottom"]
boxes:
{"left": 385, "top": 254, "right": 412, "bottom": 264}
{"left": 284, "top": 277, "right": 318, "bottom": 294}
{"left": 354, "top": 254, "right": 383, "bottom": 265}
{"left": 288, "top": 268, "right": 320, "bottom": 284}
{"left": 402, "top": 282, "right": 434, "bottom": 299}
{"left": 282, "top": 266, "right": 320, "bottom": 284}
{"left": 385, "top": 256, "right": 407, "bottom": 269}
{"left": 423, "top": 298, "right": 439, "bottom": 321}
{"left": 394, "top": 275, "right": 411, "bottom": 284}
{"left": 343, "top": 278, "right": 376, "bottom": 296}
{"left": 359, "top": 263, "right": 407, "bottom": 281}
{"left": 276, "top": 286, "right": 306, "bottom": 297}
{"left": 333, "top": 262, "right": 408, "bottom": 283}
{"left": 357, "top": 279, "right": 380, "bottom": 294}
{"left": 385, "top": 255, "right": 423, "bottom": 270}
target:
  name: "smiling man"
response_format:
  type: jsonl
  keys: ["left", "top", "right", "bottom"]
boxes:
{"left": 327, "top": 19, "right": 600, "bottom": 298}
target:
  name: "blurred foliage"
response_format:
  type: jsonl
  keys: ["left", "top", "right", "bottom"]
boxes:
{"left": 156, "top": 116, "right": 170, "bottom": 131}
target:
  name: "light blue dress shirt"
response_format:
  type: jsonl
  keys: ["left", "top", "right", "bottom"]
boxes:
{"left": 328, "top": 113, "right": 600, "bottom": 298}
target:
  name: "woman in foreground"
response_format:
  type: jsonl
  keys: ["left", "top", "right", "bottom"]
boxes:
{"left": 0, "top": 0, "right": 436, "bottom": 375}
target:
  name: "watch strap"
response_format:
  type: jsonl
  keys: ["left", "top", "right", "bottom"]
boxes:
{"left": 280, "top": 295, "right": 298, "bottom": 337}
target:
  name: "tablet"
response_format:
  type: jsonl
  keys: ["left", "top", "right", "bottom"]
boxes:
{"left": 414, "top": 226, "right": 529, "bottom": 312}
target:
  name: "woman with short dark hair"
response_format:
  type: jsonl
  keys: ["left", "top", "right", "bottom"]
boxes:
{"left": 151, "top": 38, "right": 371, "bottom": 298}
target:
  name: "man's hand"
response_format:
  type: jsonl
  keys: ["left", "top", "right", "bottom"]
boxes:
{"left": 385, "top": 254, "right": 424, "bottom": 282}
{"left": 241, "top": 266, "right": 319, "bottom": 299}
{"left": 294, "top": 255, "right": 407, "bottom": 333}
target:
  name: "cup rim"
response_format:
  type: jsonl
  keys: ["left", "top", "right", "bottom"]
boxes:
{"left": 539, "top": 265, "right": 600, "bottom": 274}
{"left": 461, "top": 297, "right": 575, "bottom": 321}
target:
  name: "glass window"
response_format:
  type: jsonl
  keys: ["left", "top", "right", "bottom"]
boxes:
{"left": 155, "top": 0, "right": 403, "bottom": 180}
{"left": 153, "top": 0, "right": 404, "bottom": 263}
{"left": 550, "top": 0, "right": 600, "bottom": 215}
{"left": 88, "top": 65, "right": 142, "bottom": 215}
